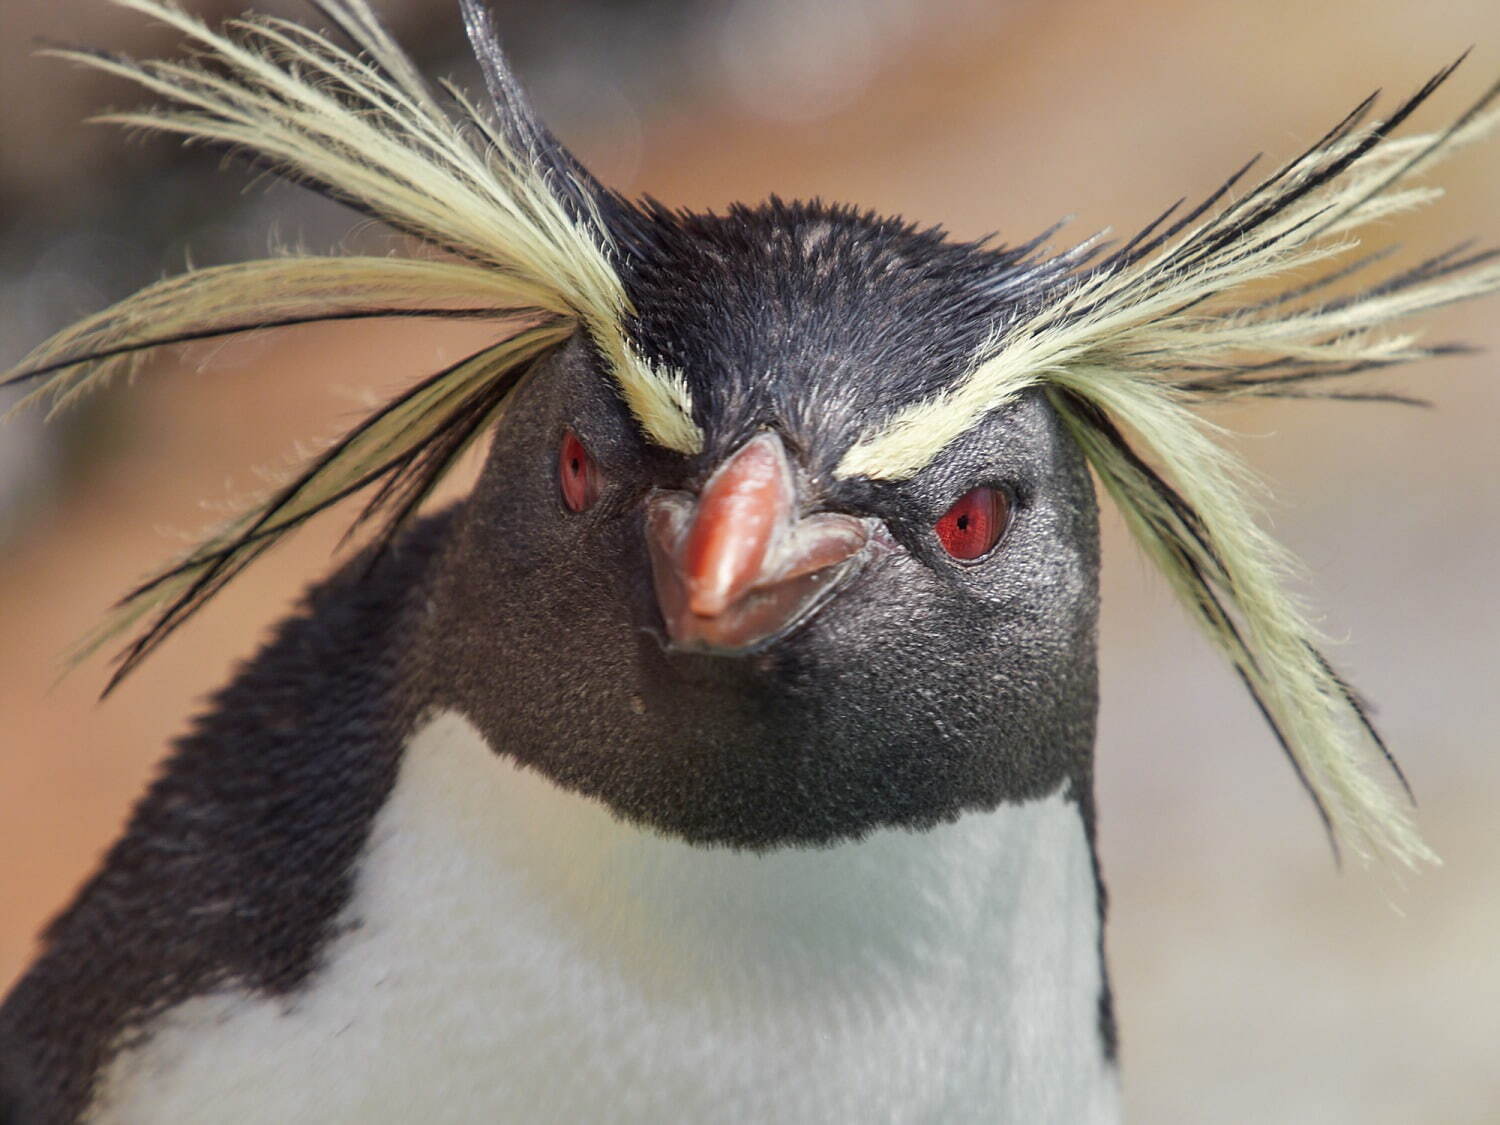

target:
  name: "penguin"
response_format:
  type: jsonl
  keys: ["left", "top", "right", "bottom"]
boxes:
{"left": 2, "top": 2, "right": 1497, "bottom": 1121}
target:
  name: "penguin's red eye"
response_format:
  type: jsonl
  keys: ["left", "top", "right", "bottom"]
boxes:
{"left": 559, "top": 429, "right": 601, "bottom": 512}
{"left": 934, "top": 486, "right": 1009, "bottom": 561}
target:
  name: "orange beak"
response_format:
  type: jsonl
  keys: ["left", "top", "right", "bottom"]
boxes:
{"left": 645, "top": 432, "right": 880, "bottom": 653}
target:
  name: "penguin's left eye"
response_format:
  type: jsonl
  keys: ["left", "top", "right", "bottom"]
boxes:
{"left": 934, "top": 486, "right": 1009, "bottom": 561}
{"left": 558, "top": 429, "right": 602, "bottom": 512}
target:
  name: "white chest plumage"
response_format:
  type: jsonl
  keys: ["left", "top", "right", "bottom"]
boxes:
{"left": 87, "top": 711, "right": 1119, "bottom": 1124}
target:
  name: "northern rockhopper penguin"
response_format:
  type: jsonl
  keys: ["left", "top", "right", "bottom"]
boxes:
{"left": 2, "top": 2, "right": 1498, "bottom": 1122}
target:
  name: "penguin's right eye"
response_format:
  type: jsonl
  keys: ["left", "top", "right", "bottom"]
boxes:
{"left": 558, "top": 429, "right": 602, "bottom": 512}
{"left": 934, "top": 485, "right": 1009, "bottom": 561}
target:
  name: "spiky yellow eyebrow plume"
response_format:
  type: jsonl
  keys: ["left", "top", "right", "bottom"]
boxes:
{"left": 30, "top": 0, "right": 699, "bottom": 451}
{"left": 840, "top": 63, "right": 1500, "bottom": 866}
{"left": 1, "top": 0, "right": 701, "bottom": 688}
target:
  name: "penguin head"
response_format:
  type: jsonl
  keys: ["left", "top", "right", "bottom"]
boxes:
{"left": 18, "top": 0, "right": 1493, "bottom": 864}
{"left": 422, "top": 204, "right": 1101, "bottom": 848}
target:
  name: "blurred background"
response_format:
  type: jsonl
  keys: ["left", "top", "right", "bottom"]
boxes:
{"left": 2, "top": 0, "right": 1498, "bottom": 1120}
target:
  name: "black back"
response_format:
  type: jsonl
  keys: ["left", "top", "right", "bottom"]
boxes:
{"left": 0, "top": 517, "right": 451, "bottom": 1125}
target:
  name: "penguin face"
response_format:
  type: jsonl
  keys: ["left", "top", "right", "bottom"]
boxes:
{"left": 422, "top": 204, "right": 1101, "bottom": 850}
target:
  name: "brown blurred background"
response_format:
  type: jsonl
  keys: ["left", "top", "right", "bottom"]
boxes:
{"left": 3, "top": 0, "right": 1499, "bottom": 1120}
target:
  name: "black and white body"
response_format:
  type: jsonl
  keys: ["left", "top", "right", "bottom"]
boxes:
{"left": 4, "top": 224, "right": 1116, "bottom": 1124}
{"left": 3, "top": 2, "right": 1498, "bottom": 1122}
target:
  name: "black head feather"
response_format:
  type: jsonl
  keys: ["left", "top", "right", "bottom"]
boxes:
{"left": 614, "top": 197, "right": 1076, "bottom": 477}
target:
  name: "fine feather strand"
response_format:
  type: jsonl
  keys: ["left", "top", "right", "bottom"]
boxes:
{"left": 2, "top": 255, "right": 565, "bottom": 415}
{"left": 83, "top": 320, "right": 572, "bottom": 690}
{"left": 839, "top": 66, "right": 1500, "bottom": 864}
{"left": 39, "top": 0, "right": 699, "bottom": 452}
{"left": 1, "top": 0, "right": 704, "bottom": 689}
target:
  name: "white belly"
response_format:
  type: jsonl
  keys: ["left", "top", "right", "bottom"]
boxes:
{"left": 88, "top": 710, "right": 1120, "bottom": 1123}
